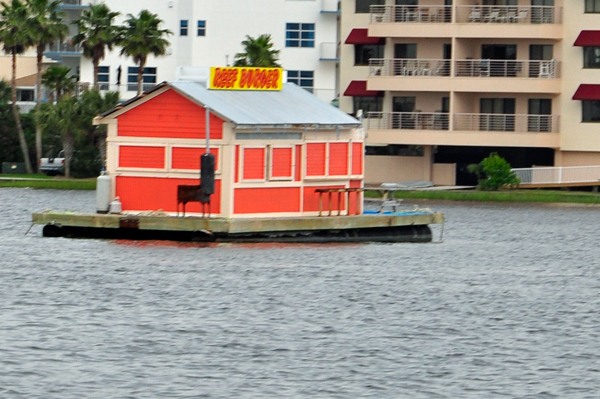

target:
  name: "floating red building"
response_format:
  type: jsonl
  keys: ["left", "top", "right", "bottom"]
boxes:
{"left": 96, "top": 70, "right": 365, "bottom": 218}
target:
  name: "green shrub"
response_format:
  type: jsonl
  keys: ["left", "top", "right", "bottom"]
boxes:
{"left": 470, "top": 153, "right": 520, "bottom": 191}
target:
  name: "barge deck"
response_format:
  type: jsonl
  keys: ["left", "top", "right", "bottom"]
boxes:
{"left": 32, "top": 211, "right": 444, "bottom": 243}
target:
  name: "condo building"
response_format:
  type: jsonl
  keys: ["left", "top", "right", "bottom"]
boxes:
{"left": 17, "top": 0, "right": 341, "bottom": 104}
{"left": 340, "top": 0, "right": 600, "bottom": 185}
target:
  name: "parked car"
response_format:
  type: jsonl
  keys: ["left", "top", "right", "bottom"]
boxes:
{"left": 39, "top": 150, "right": 65, "bottom": 175}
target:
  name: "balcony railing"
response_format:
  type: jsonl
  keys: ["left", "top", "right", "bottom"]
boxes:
{"left": 369, "top": 58, "right": 450, "bottom": 77}
{"left": 369, "top": 58, "right": 560, "bottom": 79}
{"left": 370, "top": 5, "right": 562, "bottom": 25}
{"left": 45, "top": 41, "right": 82, "bottom": 53}
{"left": 370, "top": 5, "right": 452, "bottom": 23}
{"left": 455, "top": 5, "right": 561, "bottom": 24}
{"left": 365, "top": 112, "right": 449, "bottom": 131}
{"left": 61, "top": 0, "right": 82, "bottom": 4}
{"left": 363, "top": 112, "right": 559, "bottom": 133}
{"left": 455, "top": 59, "right": 560, "bottom": 78}
{"left": 454, "top": 113, "right": 559, "bottom": 133}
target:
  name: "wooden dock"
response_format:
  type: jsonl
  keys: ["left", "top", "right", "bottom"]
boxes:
{"left": 32, "top": 211, "right": 445, "bottom": 243}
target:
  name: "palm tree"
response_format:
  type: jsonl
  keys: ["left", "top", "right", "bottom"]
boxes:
{"left": 71, "top": 3, "right": 120, "bottom": 89}
{"left": 0, "top": 0, "right": 34, "bottom": 173}
{"left": 120, "top": 10, "right": 171, "bottom": 96}
{"left": 42, "top": 64, "right": 77, "bottom": 102}
{"left": 233, "top": 34, "right": 281, "bottom": 68}
{"left": 28, "top": 0, "right": 68, "bottom": 171}
{"left": 41, "top": 95, "right": 82, "bottom": 178}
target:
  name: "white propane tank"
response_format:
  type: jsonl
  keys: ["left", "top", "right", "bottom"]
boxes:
{"left": 96, "top": 170, "right": 111, "bottom": 214}
{"left": 109, "top": 197, "right": 122, "bottom": 214}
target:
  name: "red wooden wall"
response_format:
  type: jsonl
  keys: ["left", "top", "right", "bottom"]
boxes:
{"left": 116, "top": 176, "right": 221, "bottom": 214}
{"left": 117, "top": 89, "right": 224, "bottom": 139}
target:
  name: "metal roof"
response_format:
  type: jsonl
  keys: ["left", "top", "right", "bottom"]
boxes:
{"left": 168, "top": 81, "right": 361, "bottom": 128}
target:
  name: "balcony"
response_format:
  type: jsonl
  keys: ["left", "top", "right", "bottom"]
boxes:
{"left": 455, "top": 5, "right": 562, "bottom": 24}
{"left": 370, "top": 5, "right": 452, "bottom": 23}
{"left": 455, "top": 59, "right": 560, "bottom": 79}
{"left": 453, "top": 113, "right": 559, "bottom": 133}
{"left": 321, "top": 0, "right": 339, "bottom": 14}
{"left": 45, "top": 41, "right": 83, "bottom": 59}
{"left": 60, "top": 0, "right": 89, "bottom": 9}
{"left": 363, "top": 112, "right": 560, "bottom": 148}
{"left": 319, "top": 42, "right": 339, "bottom": 61}
{"left": 367, "top": 58, "right": 561, "bottom": 93}
{"left": 365, "top": 112, "right": 449, "bottom": 131}
{"left": 368, "top": 4, "right": 562, "bottom": 39}
{"left": 369, "top": 58, "right": 450, "bottom": 77}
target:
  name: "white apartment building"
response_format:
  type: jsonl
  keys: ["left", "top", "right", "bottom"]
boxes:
{"left": 46, "top": 0, "right": 340, "bottom": 104}
{"left": 340, "top": 0, "right": 600, "bottom": 186}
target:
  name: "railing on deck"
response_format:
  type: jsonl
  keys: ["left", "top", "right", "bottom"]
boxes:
{"left": 370, "top": 5, "right": 452, "bottom": 23}
{"left": 454, "top": 113, "right": 559, "bottom": 133}
{"left": 365, "top": 112, "right": 449, "bottom": 131}
{"left": 455, "top": 5, "right": 561, "bottom": 24}
{"left": 455, "top": 59, "right": 559, "bottom": 78}
{"left": 513, "top": 166, "right": 600, "bottom": 185}
{"left": 369, "top": 58, "right": 450, "bottom": 77}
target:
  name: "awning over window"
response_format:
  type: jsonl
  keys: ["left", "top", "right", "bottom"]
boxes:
{"left": 343, "top": 81, "right": 383, "bottom": 97}
{"left": 574, "top": 31, "right": 600, "bottom": 46}
{"left": 573, "top": 84, "right": 600, "bottom": 100}
{"left": 344, "top": 28, "right": 385, "bottom": 45}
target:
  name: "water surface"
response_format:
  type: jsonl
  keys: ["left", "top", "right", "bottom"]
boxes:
{"left": 1, "top": 188, "right": 599, "bottom": 398}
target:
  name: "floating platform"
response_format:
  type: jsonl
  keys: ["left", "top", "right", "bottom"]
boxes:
{"left": 32, "top": 210, "right": 444, "bottom": 243}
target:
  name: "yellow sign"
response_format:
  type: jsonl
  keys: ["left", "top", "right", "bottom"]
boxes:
{"left": 209, "top": 67, "right": 283, "bottom": 91}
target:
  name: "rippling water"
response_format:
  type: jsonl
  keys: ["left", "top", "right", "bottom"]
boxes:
{"left": 1, "top": 188, "right": 599, "bottom": 398}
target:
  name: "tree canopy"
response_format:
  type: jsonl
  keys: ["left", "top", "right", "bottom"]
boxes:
{"left": 233, "top": 34, "right": 281, "bottom": 68}
{"left": 120, "top": 10, "right": 171, "bottom": 96}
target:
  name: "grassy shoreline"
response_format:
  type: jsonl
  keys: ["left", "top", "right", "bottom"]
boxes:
{"left": 370, "top": 188, "right": 600, "bottom": 205}
{"left": 2, "top": 175, "right": 600, "bottom": 204}
{"left": 0, "top": 177, "right": 96, "bottom": 190}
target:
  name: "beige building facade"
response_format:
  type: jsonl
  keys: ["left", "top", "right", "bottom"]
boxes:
{"left": 340, "top": 0, "right": 600, "bottom": 185}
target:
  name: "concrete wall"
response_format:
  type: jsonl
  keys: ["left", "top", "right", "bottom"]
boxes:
{"left": 433, "top": 163, "right": 456, "bottom": 186}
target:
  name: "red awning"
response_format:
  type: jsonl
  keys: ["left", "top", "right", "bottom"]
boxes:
{"left": 573, "top": 84, "right": 600, "bottom": 100}
{"left": 344, "top": 28, "right": 385, "bottom": 45}
{"left": 574, "top": 31, "right": 600, "bottom": 46}
{"left": 343, "top": 81, "right": 383, "bottom": 97}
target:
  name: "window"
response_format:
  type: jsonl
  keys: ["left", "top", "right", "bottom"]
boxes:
{"left": 127, "top": 67, "right": 157, "bottom": 92}
{"left": 180, "top": 20, "right": 188, "bottom": 36}
{"left": 354, "top": 44, "right": 384, "bottom": 66}
{"left": 16, "top": 88, "right": 34, "bottom": 102}
{"left": 286, "top": 23, "right": 314, "bottom": 48}
{"left": 197, "top": 20, "right": 206, "bottom": 36}
{"left": 353, "top": 96, "right": 383, "bottom": 116}
{"left": 287, "top": 70, "right": 314, "bottom": 92}
{"left": 98, "top": 66, "right": 109, "bottom": 90}
{"left": 582, "top": 101, "right": 600, "bottom": 122}
{"left": 356, "top": 0, "right": 384, "bottom": 13}
{"left": 586, "top": 0, "right": 600, "bottom": 13}
{"left": 584, "top": 47, "right": 600, "bottom": 68}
